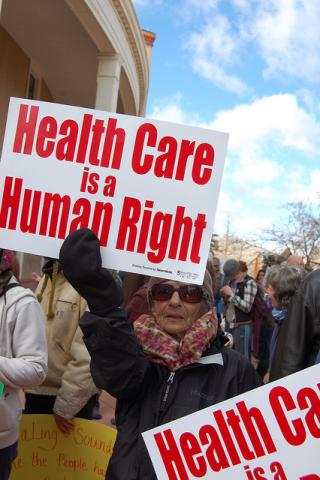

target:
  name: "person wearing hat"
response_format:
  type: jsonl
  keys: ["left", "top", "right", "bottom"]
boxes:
{"left": 24, "top": 258, "right": 99, "bottom": 432}
{"left": 220, "top": 259, "right": 258, "bottom": 360}
{"left": 0, "top": 249, "right": 47, "bottom": 480}
{"left": 59, "top": 228, "right": 261, "bottom": 480}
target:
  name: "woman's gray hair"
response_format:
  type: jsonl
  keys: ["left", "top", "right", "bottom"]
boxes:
{"left": 266, "top": 264, "right": 302, "bottom": 307}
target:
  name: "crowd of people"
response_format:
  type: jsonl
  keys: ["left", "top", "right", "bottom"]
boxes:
{"left": 0, "top": 235, "right": 319, "bottom": 479}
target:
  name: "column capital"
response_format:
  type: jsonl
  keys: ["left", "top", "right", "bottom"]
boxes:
{"left": 95, "top": 54, "right": 121, "bottom": 112}
{"left": 97, "top": 54, "right": 121, "bottom": 80}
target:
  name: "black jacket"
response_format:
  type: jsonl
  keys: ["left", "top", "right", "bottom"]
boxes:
{"left": 80, "top": 309, "right": 261, "bottom": 480}
{"left": 270, "top": 269, "right": 320, "bottom": 381}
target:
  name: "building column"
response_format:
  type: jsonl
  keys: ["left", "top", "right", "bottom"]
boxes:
{"left": 95, "top": 54, "right": 121, "bottom": 113}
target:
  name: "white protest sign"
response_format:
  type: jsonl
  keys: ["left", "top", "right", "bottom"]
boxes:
{"left": 0, "top": 98, "right": 228, "bottom": 283}
{"left": 143, "top": 364, "right": 320, "bottom": 480}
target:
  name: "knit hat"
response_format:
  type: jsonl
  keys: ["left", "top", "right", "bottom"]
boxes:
{"left": 147, "top": 269, "right": 214, "bottom": 307}
{"left": 0, "top": 249, "right": 15, "bottom": 274}
{"left": 223, "top": 259, "right": 240, "bottom": 283}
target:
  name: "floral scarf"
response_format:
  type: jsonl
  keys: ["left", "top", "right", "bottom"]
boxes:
{"left": 133, "top": 310, "right": 216, "bottom": 371}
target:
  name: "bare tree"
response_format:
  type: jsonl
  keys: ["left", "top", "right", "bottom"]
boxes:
{"left": 263, "top": 202, "right": 320, "bottom": 268}
{"left": 210, "top": 233, "right": 220, "bottom": 253}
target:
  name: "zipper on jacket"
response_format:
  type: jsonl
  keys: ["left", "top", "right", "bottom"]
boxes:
{"left": 159, "top": 371, "right": 175, "bottom": 413}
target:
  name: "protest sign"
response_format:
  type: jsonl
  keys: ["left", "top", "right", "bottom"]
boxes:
{"left": 10, "top": 415, "right": 116, "bottom": 479}
{"left": 0, "top": 98, "right": 228, "bottom": 283}
{"left": 143, "top": 364, "right": 320, "bottom": 480}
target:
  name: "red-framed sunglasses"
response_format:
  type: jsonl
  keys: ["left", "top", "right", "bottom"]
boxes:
{"left": 150, "top": 283, "right": 204, "bottom": 303}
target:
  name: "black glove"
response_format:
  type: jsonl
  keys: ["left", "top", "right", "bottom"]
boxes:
{"left": 59, "top": 228, "right": 123, "bottom": 315}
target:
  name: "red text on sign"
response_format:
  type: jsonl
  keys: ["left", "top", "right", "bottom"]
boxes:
{"left": 0, "top": 176, "right": 112, "bottom": 246}
{"left": 116, "top": 196, "right": 207, "bottom": 264}
{"left": 269, "top": 384, "right": 320, "bottom": 446}
{"left": 131, "top": 123, "right": 215, "bottom": 185}
{"left": 153, "top": 400, "right": 276, "bottom": 479}
{"left": 12, "top": 104, "right": 125, "bottom": 169}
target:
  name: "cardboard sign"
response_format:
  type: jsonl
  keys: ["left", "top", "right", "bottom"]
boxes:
{"left": 0, "top": 98, "right": 228, "bottom": 283}
{"left": 10, "top": 415, "right": 117, "bottom": 479}
{"left": 143, "top": 364, "right": 320, "bottom": 480}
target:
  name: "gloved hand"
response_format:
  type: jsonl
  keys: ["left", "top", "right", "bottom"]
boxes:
{"left": 59, "top": 228, "right": 123, "bottom": 315}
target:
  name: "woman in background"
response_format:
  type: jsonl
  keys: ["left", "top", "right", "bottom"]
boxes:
{"left": 264, "top": 264, "right": 302, "bottom": 382}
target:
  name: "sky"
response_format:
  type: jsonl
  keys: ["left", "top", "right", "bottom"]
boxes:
{"left": 133, "top": 0, "right": 320, "bottom": 247}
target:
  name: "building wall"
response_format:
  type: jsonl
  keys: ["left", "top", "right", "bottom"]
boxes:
{"left": 0, "top": 27, "right": 55, "bottom": 286}
{"left": 0, "top": 0, "right": 154, "bottom": 288}
{"left": 39, "top": 79, "right": 54, "bottom": 103}
{"left": 0, "top": 26, "right": 29, "bottom": 151}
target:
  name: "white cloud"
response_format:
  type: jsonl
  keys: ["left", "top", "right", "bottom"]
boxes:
{"left": 230, "top": 154, "right": 283, "bottom": 185}
{"left": 283, "top": 167, "right": 320, "bottom": 203}
{"left": 232, "top": 213, "right": 274, "bottom": 238}
{"left": 149, "top": 93, "right": 320, "bottom": 160}
{"left": 214, "top": 192, "right": 242, "bottom": 235}
{"left": 251, "top": 0, "right": 320, "bottom": 82}
{"left": 297, "top": 89, "right": 320, "bottom": 115}
{"left": 208, "top": 94, "right": 320, "bottom": 154}
{"left": 185, "top": 0, "right": 219, "bottom": 12}
{"left": 308, "top": 170, "right": 320, "bottom": 202}
{"left": 147, "top": 93, "right": 320, "bottom": 239}
{"left": 181, "top": 0, "right": 320, "bottom": 94}
{"left": 214, "top": 194, "right": 275, "bottom": 238}
{"left": 186, "top": 17, "right": 248, "bottom": 95}
{"left": 217, "top": 191, "right": 242, "bottom": 213}
{"left": 149, "top": 94, "right": 201, "bottom": 125}
{"left": 231, "top": 0, "right": 251, "bottom": 12}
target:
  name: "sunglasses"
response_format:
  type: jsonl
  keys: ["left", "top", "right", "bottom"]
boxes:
{"left": 150, "top": 283, "right": 205, "bottom": 303}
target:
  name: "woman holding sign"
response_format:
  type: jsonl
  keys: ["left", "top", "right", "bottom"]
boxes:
{"left": 59, "top": 229, "right": 261, "bottom": 480}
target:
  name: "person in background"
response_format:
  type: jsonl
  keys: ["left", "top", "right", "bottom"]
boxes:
{"left": 286, "top": 255, "right": 305, "bottom": 270}
{"left": 207, "top": 254, "right": 225, "bottom": 322}
{"left": 0, "top": 249, "right": 47, "bottom": 480}
{"left": 264, "top": 264, "right": 302, "bottom": 382}
{"left": 270, "top": 267, "right": 320, "bottom": 381}
{"left": 59, "top": 228, "right": 261, "bottom": 480}
{"left": 121, "top": 273, "right": 149, "bottom": 309}
{"left": 255, "top": 269, "right": 266, "bottom": 287}
{"left": 221, "top": 259, "right": 257, "bottom": 360}
{"left": 24, "top": 258, "right": 99, "bottom": 433}
{"left": 251, "top": 268, "right": 271, "bottom": 368}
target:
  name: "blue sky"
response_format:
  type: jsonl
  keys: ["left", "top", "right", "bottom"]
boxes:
{"left": 133, "top": 0, "right": 320, "bottom": 246}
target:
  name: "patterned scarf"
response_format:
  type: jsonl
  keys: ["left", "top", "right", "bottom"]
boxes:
{"left": 133, "top": 311, "right": 216, "bottom": 371}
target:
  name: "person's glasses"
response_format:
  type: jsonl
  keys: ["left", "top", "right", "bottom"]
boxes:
{"left": 150, "top": 284, "right": 204, "bottom": 303}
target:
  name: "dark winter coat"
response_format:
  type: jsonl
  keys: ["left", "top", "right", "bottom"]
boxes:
{"left": 80, "top": 309, "right": 261, "bottom": 480}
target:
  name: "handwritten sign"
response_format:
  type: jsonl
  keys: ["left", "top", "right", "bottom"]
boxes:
{"left": 143, "top": 364, "right": 320, "bottom": 480}
{"left": 0, "top": 98, "right": 228, "bottom": 284}
{"left": 10, "top": 415, "right": 117, "bottom": 479}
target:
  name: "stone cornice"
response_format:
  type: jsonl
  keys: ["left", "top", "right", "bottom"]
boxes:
{"left": 65, "top": 0, "right": 150, "bottom": 115}
{"left": 112, "top": 0, "right": 149, "bottom": 115}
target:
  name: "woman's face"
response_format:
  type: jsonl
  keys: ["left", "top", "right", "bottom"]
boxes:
{"left": 257, "top": 270, "right": 265, "bottom": 282}
{"left": 151, "top": 281, "right": 208, "bottom": 339}
{"left": 266, "top": 283, "right": 279, "bottom": 307}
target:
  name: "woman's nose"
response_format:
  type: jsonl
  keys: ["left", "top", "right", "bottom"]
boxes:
{"left": 169, "top": 291, "right": 182, "bottom": 305}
